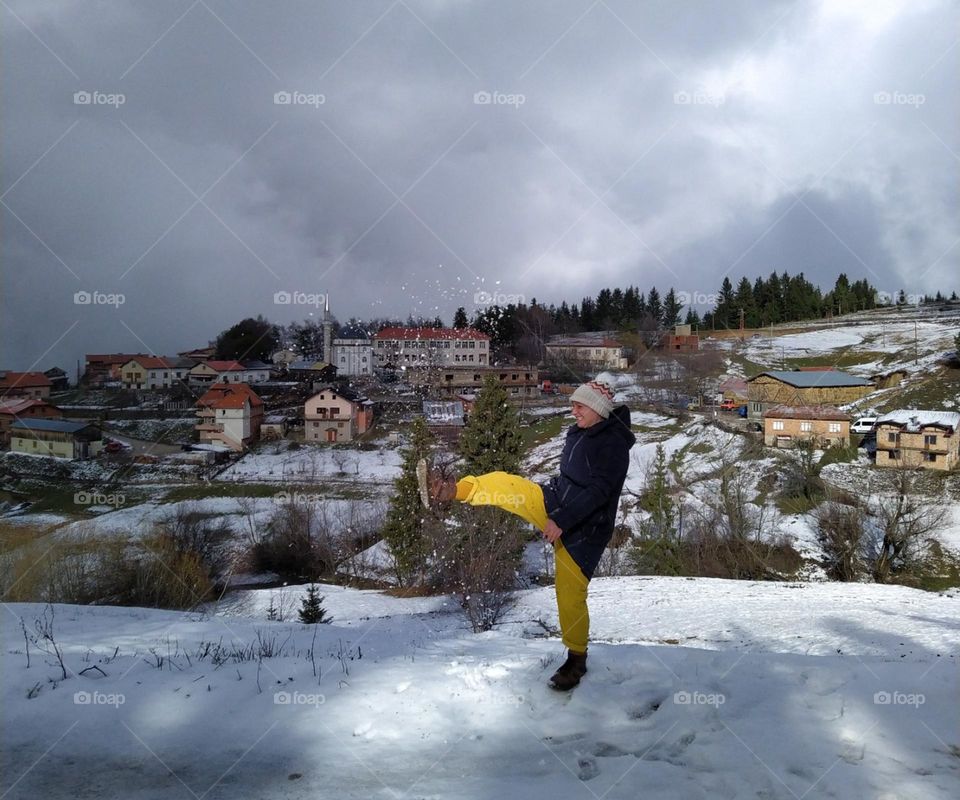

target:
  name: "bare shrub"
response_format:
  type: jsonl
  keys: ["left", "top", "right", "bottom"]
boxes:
{"left": 430, "top": 506, "right": 526, "bottom": 632}
{"left": 814, "top": 498, "right": 867, "bottom": 581}
{"left": 868, "top": 468, "right": 948, "bottom": 584}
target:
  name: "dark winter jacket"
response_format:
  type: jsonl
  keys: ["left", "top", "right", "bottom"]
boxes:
{"left": 541, "top": 404, "right": 636, "bottom": 579}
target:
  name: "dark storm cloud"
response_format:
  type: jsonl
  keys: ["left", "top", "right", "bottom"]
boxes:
{"left": 2, "top": 0, "right": 957, "bottom": 372}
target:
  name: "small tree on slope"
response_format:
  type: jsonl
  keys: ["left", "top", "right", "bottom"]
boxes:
{"left": 381, "top": 416, "right": 436, "bottom": 587}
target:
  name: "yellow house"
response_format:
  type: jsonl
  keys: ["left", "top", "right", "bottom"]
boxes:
{"left": 9, "top": 419, "right": 103, "bottom": 459}
{"left": 874, "top": 410, "right": 960, "bottom": 471}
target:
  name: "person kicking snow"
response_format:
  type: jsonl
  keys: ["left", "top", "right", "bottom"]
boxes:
{"left": 417, "top": 374, "right": 635, "bottom": 690}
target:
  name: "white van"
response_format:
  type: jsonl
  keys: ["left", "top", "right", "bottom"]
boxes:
{"left": 851, "top": 416, "right": 878, "bottom": 435}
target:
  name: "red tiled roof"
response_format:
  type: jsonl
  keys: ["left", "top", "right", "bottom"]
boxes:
{"left": 196, "top": 383, "right": 263, "bottom": 410}
{"left": 0, "top": 398, "right": 53, "bottom": 415}
{"left": 125, "top": 356, "right": 175, "bottom": 369}
{"left": 763, "top": 405, "right": 850, "bottom": 421}
{"left": 0, "top": 371, "right": 52, "bottom": 389}
{"left": 373, "top": 327, "right": 489, "bottom": 341}
{"left": 200, "top": 360, "right": 246, "bottom": 372}
{"left": 797, "top": 366, "right": 836, "bottom": 372}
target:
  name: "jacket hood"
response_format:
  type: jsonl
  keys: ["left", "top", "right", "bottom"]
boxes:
{"left": 585, "top": 404, "right": 636, "bottom": 447}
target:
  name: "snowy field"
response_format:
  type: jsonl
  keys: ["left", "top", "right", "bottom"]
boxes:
{"left": 719, "top": 319, "right": 957, "bottom": 376}
{"left": 2, "top": 578, "right": 958, "bottom": 799}
{"left": 45, "top": 495, "right": 386, "bottom": 542}
{"left": 217, "top": 446, "right": 402, "bottom": 485}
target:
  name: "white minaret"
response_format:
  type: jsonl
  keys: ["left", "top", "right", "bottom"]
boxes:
{"left": 322, "top": 293, "right": 333, "bottom": 364}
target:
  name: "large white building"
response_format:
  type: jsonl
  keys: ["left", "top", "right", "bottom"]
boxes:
{"left": 544, "top": 335, "right": 627, "bottom": 370}
{"left": 332, "top": 339, "right": 373, "bottom": 376}
{"left": 372, "top": 327, "right": 490, "bottom": 369}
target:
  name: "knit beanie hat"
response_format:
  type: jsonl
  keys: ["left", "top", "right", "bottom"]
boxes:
{"left": 570, "top": 373, "right": 616, "bottom": 418}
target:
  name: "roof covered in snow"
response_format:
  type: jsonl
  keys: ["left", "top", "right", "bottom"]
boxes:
{"left": 876, "top": 409, "right": 960, "bottom": 432}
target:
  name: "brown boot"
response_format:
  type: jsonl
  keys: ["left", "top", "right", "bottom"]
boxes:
{"left": 548, "top": 650, "right": 588, "bottom": 691}
{"left": 416, "top": 458, "right": 457, "bottom": 510}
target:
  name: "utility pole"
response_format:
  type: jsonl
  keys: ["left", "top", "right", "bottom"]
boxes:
{"left": 914, "top": 320, "right": 918, "bottom": 365}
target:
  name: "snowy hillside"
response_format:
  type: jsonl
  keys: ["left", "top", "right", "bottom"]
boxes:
{"left": 3, "top": 578, "right": 958, "bottom": 799}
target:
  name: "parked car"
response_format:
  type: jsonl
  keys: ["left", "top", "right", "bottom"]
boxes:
{"left": 719, "top": 399, "right": 739, "bottom": 410}
{"left": 851, "top": 416, "right": 878, "bottom": 435}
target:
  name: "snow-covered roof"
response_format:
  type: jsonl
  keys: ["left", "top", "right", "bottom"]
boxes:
{"left": 876, "top": 409, "right": 960, "bottom": 432}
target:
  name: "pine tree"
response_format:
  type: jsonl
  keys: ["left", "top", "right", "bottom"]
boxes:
{"left": 662, "top": 287, "right": 683, "bottom": 328}
{"left": 453, "top": 307, "right": 469, "bottom": 328}
{"left": 640, "top": 444, "right": 675, "bottom": 537}
{"left": 298, "top": 584, "right": 330, "bottom": 624}
{"left": 647, "top": 286, "right": 663, "bottom": 327}
{"left": 630, "top": 444, "right": 681, "bottom": 575}
{"left": 458, "top": 375, "right": 524, "bottom": 474}
{"left": 381, "top": 416, "right": 435, "bottom": 586}
{"left": 444, "top": 375, "right": 527, "bottom": 632}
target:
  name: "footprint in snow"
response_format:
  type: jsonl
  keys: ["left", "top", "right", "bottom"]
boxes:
{"left": 577, "top": 757, "right": 600, "bottom": 781}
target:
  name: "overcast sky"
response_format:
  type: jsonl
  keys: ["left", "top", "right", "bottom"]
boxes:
{"left": 2, "top": 0, "right": 957, "bottom": 373}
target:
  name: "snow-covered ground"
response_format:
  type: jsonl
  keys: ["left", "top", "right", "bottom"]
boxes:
{"left": 3, "top": 578, "right": 958, "bottom": 799}
{"left": 720, "top": 319, "right": 957, "bottom": 376}
{"left": 217, "top": 446, "right": 402, "bottom": 485}
{"left": 47, "top": 495, "right": 386, "bottom": 542}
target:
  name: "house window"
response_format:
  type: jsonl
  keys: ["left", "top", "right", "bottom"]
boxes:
{"left": 828, "top": 422, "right": 841, "bottom": 433}
{"left": 887, "top": 432, "right": 899, "bottom": 443}
{"left": 924, "top": 434, "right": 937, "bottom": 446}
{"left": 473, "top": 375, "right": 480, "bottom": 381}
{"left": 800, "top": 421, "right": 812, "bottom": 432}
{"left": 889, "top": 449, "right": 900, "bottom": 459}
{"left": 469, "top": 341, "right": 475, "bottom": 349}
{"left": 772, "top": 420, "right": 784, "bottom": 431}
{"left": 924, "top": 452, "right": 937, "bottom": 462}
{"left": 313, "top": 422, "right": 318, "bottom": 428}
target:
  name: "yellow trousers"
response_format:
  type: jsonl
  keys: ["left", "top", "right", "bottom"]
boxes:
{"left": 456, "top": 472, "right": 590, "bottom": 654}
